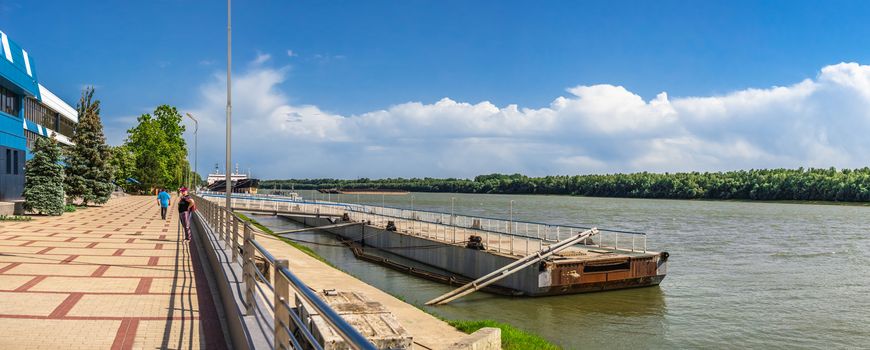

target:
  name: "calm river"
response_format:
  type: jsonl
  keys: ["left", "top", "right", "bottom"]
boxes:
{"left": 255, "top": 190, "right": 870, "bottom": 349}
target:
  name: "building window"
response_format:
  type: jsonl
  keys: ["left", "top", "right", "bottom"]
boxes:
{"left": 24, "top": 98, "right": 58, "bottom": 130}
{"left": 58, "top": 116, "right": 75, "bottom": 138}
{"left": 12, "top": 150, "right": 18, "bottom": 175}
{"left": 25, "top": 130, "right": 38, "bottom": 150}
{"left": 5, "top": 149, "right": 10, "bottom": 174}
{"left": 0, "top": 86, "right": 19, "bottom": 116}
{"left": 24, "top": 98, "right": 75, "bottom": 138}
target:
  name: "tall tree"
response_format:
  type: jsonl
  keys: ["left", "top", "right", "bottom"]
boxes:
{"left": 65, "top": 87, "right": 114, "bottom": 205}
{"left": 23, "top": 134, "right": 65, "bottom": 215}
{"left": 108, "top": 145, "right": 137, "bottom": 192}
{"left": 124, "top": 105, "right": 188, "bottom": 191}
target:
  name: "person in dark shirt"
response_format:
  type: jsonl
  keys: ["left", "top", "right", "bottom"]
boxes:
{"left": 177, "top": 187, "right": 196, "bottom": 240}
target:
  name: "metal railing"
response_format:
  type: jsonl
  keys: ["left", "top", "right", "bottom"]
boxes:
{"left": 199, "top": 191, "right": 649, "bottom": 256}
{"left": 193, "top": 194, "right": 377, "bottom": 350}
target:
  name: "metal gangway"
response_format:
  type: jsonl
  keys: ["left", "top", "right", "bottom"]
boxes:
{"left": 425, "top": 228, "right": 598, "bottom": 306}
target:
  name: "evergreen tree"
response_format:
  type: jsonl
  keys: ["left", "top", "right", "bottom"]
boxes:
{"left": 23, "top": 134, "right": 65, "bottom": 215}
{"left": 65, "top": 87, "right": 114, "bottom": 205}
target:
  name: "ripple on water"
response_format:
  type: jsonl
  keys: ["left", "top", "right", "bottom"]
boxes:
{"left": 272, "top": 192, "right": 870, "bottom": 349}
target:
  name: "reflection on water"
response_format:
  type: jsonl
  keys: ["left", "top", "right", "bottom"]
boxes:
{"left": 257, "top": 191, "right": 870, "bottom": 349}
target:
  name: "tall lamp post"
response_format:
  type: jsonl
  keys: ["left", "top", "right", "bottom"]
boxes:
{"left": 185, "top": 113, "right": 198, "bottom": 192}
{"left": 225, "top": 0, "right": 232, "bottom": 209}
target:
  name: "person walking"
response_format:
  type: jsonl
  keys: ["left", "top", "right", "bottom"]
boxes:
{"left": 178, "top": 187, "right": 196, "bottom": 240}
{"left": 157, "top": 188, "right": 171, "bottom": 220}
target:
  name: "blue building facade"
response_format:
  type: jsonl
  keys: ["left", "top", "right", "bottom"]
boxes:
{"left": 0, "top": 29, "right": 77, "bottom": 201}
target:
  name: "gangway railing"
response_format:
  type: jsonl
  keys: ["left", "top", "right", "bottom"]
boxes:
{"left": 200, "top": 191, "right": 649, "bottom": 256}
{"left": 193, "top": 194, "right": 377, "bottom": 350}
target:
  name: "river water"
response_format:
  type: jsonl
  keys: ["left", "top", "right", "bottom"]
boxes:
{"left": 255, "top": 190, "right": 870, "bottom": 349}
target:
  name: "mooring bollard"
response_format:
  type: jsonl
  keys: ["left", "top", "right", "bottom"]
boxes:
{"left": 273, "top": 259, "right": 290, "bottom": 348}
{"left": 243, "top": 224, "right": 255, "bottom": 315}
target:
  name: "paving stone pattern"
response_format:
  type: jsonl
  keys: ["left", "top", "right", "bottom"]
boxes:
{"left": 0, "top": 196, "right": 227, "bottom": 350}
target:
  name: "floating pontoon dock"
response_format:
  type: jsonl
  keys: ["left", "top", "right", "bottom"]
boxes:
{"left": 200, "top": 192, "right": 669, "bottom": 299}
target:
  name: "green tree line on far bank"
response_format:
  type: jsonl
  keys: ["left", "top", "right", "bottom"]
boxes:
{"left": 262, "top": 168, "right": 870, "bottom": 202}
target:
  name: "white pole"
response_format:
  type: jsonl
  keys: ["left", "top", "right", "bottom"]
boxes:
{"left": 224, "top": 0, "right": 232, "bottom": 212}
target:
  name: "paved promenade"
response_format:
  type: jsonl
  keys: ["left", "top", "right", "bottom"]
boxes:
{"left": 0, "top": 196, "right": 227, "bottom": 350}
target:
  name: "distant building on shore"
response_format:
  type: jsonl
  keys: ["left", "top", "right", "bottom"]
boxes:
{"left": 0, "top": 29, "right": 77, "bottom": 201}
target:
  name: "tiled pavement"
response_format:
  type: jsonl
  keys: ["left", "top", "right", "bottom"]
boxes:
{"left": 0, "top": 196, "right": 227, "bottom": 350}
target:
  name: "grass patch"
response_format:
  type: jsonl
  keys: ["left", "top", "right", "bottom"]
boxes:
{"left": 235, "top": 212, "right": 338, "bottom": 269}
{"left": 0, "top": 215, "right": 32, "bottom": 221}
{"left": 449, "top": 320, "right": 561, "bottom": 350}
{"left": 64, "top": 205, "right": 77, "bottom": 212}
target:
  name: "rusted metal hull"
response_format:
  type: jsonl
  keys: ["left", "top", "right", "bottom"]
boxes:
{"left": 531, "top": 255, "right": 668, "bottom": 296}
{"left": 534, "top": 275, "right": 665, "bottom": 296}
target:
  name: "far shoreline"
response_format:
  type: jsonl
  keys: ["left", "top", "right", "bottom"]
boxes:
{"left": 280, "top": 188, "right": 870, "bottom": 207}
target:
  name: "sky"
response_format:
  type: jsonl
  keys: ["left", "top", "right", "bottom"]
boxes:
{"left": 2, "top": 0, "right": 870, "bottom": 179}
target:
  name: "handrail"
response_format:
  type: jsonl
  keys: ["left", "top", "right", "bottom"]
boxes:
{"left": 192, "top": 194, "right": 377, "bottom": 350}
{"left": 203, "top": 192, "right": 650, "bottom": 254}
{"left": 198, "top": 191, "right": 648, "bottom": 236}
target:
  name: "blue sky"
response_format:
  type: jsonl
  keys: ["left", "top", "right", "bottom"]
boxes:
{"left": 2, "top": 1, "right": 870, "bottom": 178}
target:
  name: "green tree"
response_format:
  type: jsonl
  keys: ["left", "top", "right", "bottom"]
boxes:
{"left": 23, "top": 134, "right": 65, "bottom": 215}
{"left": 108, "top": 145, "right": 137, "bottom": 192}
{"left": 124, "top": 105, "right": 188, "bottom": 191}
{"left": 65, "top": 87, "right": 114, "bottom": 205}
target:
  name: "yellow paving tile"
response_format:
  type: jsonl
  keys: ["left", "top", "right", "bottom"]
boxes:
{"left": 0, "top": 319, "right": 120, "bottom": 349}
{"left": 0, "top": 254, "right": 68, "bottom": 264}
{"left": 28, "top": 241, "right": 92, "bottom": 248}
{"left": 0, "top": 292, "right": 68, "bottom": 316}
{"left": 30, "top": 276, "right": 141, "bottom": 293}
{"left": 0, "top": 246, "right": 45, "bottom": 254}
{"left": 102, "top": 265, "right": 183, "bottom": 278}
{"left": 121, "top": 249, "right": 180, "bottom": 257}
{"left": 4, "top": 263, "right": 99, "bottom": 276}
{"left": 47, "top": 247, "right": 119, "bottom": 256}
{"left": 68, "top": 294, "right": 201, "bottom": 318}
{"left": 70, "top": 255, "right": 151, "bottom": 266}
{"left": 0, "top": 275, "right": 35, "bottom": 290}
{"left": 133, "top": 319, "right": 208, "bottom": 349}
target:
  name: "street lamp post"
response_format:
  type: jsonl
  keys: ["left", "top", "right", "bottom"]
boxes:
{"left": 185, "top": 113, "right": 198, "bottom": 192}
{"left": 225, "top": 0, "right": 232, "bottom": 210}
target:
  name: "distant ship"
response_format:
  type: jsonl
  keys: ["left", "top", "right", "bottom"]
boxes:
{"left": 206, "top": 164, "right": 259, "bottom": 194}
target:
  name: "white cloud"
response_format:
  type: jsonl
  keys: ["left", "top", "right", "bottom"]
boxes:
{"left": 286, "top": 50, "right": 296, "bottom": 57}
{"left": 183, "top": 61, "right": 870, "bottom": 179}
{"left": 252, "top": 52, "right": 271, "bottom": 65}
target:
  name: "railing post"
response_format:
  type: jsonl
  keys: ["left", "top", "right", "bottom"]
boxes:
{"left": 219, "top": 208, "right": 225, "bottom": 238}
{"left": 274, "top": 259, "right": 290, "bottom": 349}
{"left": 243, "top": 224, "right": 255, "bottom": 315}
{"left": 225, "top": 210, "right": 232, "bottom": 246}
{"left": 232, "top": 215, "right": 240, "bottom": 262}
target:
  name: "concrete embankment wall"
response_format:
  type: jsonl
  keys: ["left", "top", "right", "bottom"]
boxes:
{"left": 287, "top": 216, "right": 544, "bottom": 296}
